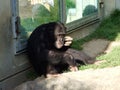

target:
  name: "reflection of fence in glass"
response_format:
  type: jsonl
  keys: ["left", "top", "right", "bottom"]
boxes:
{"left": 66, "top": 0, "right": 98, "bottom": 23}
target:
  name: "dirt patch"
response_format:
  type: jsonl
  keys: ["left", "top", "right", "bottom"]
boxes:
{"left": 82, "top": 39, "right": 110, "bottom": 58}
{"left": 82, "top": 39, "right": 120, "bottom": 58}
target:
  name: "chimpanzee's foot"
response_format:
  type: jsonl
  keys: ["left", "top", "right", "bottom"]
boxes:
{"left": 69, "top": 66, "right": 78, "bottom": 72}
{"left": 46, "top": 73, "right": 60, "bottom": 78}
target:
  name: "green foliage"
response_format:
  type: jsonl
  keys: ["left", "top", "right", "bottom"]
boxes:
{"left": 97, "top": 46, "right": 120, "bottom": 67}
{"left": 82, "top": 5, "right": 98, "bottom": 17}
{"left": 37, "top": 5, "right": 50, "bottom": 17}
{"left": 50, "top": 0, "right": 59, "bottom": 21}
{"left": 79, "top": 46, "right": 120, "bottom": 70}
{"left": 66, "top": 0, "right": 76, "bottom": 14}
{"left": 66, "top": 0, "right": 76, "bottom": 9}
{"left": 20, "top": 0, "right": 59, "bottom": 35}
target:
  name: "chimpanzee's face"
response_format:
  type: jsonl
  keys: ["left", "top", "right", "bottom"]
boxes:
{"left": 54, "top": 23, "right": 66, "bottom": 49}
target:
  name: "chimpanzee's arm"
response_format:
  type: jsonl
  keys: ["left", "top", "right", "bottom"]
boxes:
{"left": 58, "top": 46, "right": 70, "bottom": 51}
{"left": 47, "top": 50, "right": 66, "bottom": 63}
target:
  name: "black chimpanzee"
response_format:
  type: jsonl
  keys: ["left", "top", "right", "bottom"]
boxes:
{"left": 27, "top": 22, "right": 95, "bottom": 77}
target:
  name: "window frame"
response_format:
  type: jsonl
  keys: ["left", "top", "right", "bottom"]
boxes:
{"left": 66, "top": 13, "right": 99, "bottom": 31}
{"left": 64, "top": 0, "right": 100, "bottom": 31}
{"left": 11, "top": 0, "right": 100, "bottom": 55}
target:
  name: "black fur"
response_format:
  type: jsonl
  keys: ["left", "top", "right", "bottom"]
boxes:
{"left": 27, "top": 22, "right": 76, "bottom": 77}
{"left": 27, "top": 22, "right": 95, "bottom": 77}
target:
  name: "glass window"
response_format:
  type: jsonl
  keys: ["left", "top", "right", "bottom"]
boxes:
{"left": 66, "top": 0, "right": 98, "bottom": 23}
{"left": 16, "top": 0, "right": 59, "bottom": 53}
{"left": 12, "top": 0, "right": 99, "bottom": 54}
{"left": 19, "top": 0, "right": 59, "bottom": 35}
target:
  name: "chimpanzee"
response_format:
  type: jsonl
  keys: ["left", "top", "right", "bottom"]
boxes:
{"left": 27, "top": 22, "right": 95, "bottom": 77}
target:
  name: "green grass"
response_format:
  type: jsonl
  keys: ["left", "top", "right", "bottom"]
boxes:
{"left": 79, "top": 46, "right": 120, "bottom": 70}
{"left": 71, "top": 9, "right": 120, "bottom": 50}
{"left": 71, "top": 9, "right": 120, "bottom": 70}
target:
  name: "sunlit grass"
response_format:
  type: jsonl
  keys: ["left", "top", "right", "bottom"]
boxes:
{"left": 79, "top": 46, "right": 120, "bottom": 70}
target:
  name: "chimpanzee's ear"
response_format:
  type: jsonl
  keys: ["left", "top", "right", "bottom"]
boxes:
{"left": 56, "top": 22, "right": 67, "bottom": 32}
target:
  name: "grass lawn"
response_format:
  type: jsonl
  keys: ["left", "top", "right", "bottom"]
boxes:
{"left": 71, "top": 9, "right": 120, "bottom": 70}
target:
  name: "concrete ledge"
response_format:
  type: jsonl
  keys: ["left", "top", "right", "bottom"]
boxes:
{"left": 15, "top": 66, "right": 120, "bottom": 90}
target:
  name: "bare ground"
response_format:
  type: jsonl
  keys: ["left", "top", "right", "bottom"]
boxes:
{"left": 82, "top": 39, "right": 120, "bottom": 57}
{"left": 82, "top": 39, "right": 110, "bottom": 58}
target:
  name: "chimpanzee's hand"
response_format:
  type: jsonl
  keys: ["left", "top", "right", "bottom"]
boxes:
{"left": 64, "top": 36, "right": 73, "bottom": 46}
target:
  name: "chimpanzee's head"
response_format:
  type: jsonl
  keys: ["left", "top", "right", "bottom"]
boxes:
{"left": 54, "top": 22, "right": 66, "bottom": 49}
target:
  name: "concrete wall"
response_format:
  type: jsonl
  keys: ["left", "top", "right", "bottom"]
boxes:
{"left": 115, "top": 0, "right": 120, "bottom": 9}
{"left": 0, "top": 0, "right": 31, "bottom": 89}
{"left": 68, "top": 23, "right": 99, "bottom": 40}
{"left": 103, "top": 0, "right": 120, "bottom": 17}
{"left": 103, "top": 0, "right": 116, "bottom": 16}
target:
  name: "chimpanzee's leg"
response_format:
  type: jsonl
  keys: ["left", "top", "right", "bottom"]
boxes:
{"left": 66, "top": 48, "right": 95, "bottom": 64}
{"left": 46, "top": 64, "right": 60, "bottom": 77}
{"left": 46, "top": 50, "right": 78, "bottom": 77}
{"left": 63, "top": 53, "right": 78, "bottom": 71}
{"left": 46, "top": 50, "right": 65, "bottom": 77}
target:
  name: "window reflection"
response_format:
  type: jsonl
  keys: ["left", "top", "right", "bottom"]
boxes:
{"left": 19, "top": 0, "right": 59, "bottom": 38}
{"left": 17, "top": 0, "right": 59, "bottom": 52}
{"left": 66, "top": 0, "right": 98, "bottom": 23}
